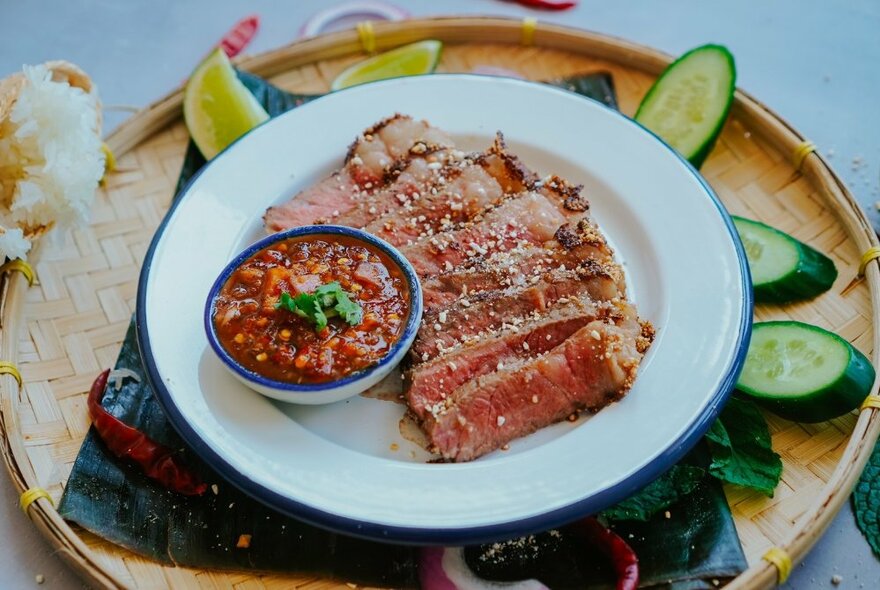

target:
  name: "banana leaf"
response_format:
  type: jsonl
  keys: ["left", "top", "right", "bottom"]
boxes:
{"left": 60, "top": 70, "right": 746, "bottom": 587}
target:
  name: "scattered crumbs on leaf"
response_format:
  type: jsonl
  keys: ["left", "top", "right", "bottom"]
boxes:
{"left": 236, "top": 534, "right": 252, "bottom": 549}
{"left": 211, "top": 483, "right": 219, "bottom": 495}
{"left": 664, "top": 510, "right": 671, "bottom": 519}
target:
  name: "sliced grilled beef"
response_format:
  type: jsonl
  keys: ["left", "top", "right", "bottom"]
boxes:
{"left": 263, "top": 115, "right": 453, "bottom": 231}
{"left": 421, "top": 218, "right": 623, "bottom": 310}
{"left": 413, "top": 267, "right": 620, "bottom": 359}
{"left": 329, "top": 151, "right": 449, "bottom": 229}
{"left": 357, "top": 139, "right": 538, "bottom": 244}
{"left": 400, "top": 192, "right": 565, "bottom": 278}
{"left": 364, "top": 160, "right": 505, "bottom": 246}
{"left": 423, "top": 307, "right": 648, "bottom": 462}
{"left": 405, "top": 297, "right": 610, "bottom": 420}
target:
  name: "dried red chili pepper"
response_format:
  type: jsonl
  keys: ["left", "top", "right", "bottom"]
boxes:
{"left": 570, "top": 517, "right": 639, "bottom": 590}
{"left": 508, "top": 0, "right": 578, "bottom": 11}
{"left": 218, "top": 15, "right": 260, "bottom": 58}
{"left": 88, "top": 369, "right": 207, "bottom": 496}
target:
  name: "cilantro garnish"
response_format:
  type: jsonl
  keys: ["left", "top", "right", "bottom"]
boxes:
{"left": 275, "top": 282, "right": 362, "bottom": 331}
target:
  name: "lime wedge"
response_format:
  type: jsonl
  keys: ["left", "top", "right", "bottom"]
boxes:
{"left": 331, "top": 40, "right": 443, "bottom": 91}
{"left": 183, "top": 48, "right": 269, "bottom": 160}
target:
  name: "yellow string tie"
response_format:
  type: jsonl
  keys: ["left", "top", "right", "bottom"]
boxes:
{"left": 19, "top": 487, "right": 53, "bottom": 514}
{"left": 0, "top": 259, "right": 36, "bottom": 286}
{"left": 858, "top": 246, "right": 880, "bottom": 277}
{"left": 521, "top": 17, "right": 537, "bottom": 46}
{"left": 99, "top": 142, "right": 116, "bottom": 187}
{"left": 791, "top": 140, "right": 816, "bottom": 172}
{"left": 861, "top": 395, "right": 880, "bottom": 412}
{"left": 101, "top": 142, "right": 116, "bottom": 173}
{"left": 762, "top": 547, "right": 792, "bottom": 585}
{"left": 0, "top": 361, "right": 22, "bottom": 388}
{"left": 357, "top": 21, "right": 376, "bottom": 54}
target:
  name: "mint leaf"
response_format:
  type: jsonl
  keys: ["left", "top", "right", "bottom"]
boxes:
{"left": 602, "top": 465, "right": 706, "bottom": 521}
{"left": 334, "top": 290, "right": 363, "bottom": 326}
{"left": 706, "top": 397, "right": 782, "bottom": 497}
{"left": 853, "top": 441, "right": 880, "bottom": 557}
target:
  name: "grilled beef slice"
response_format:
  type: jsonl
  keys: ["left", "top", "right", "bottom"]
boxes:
{"left": 423, "top": 307, "right": 647, "bottom": 461}
{"left": 263, "top": 114, "right": 453, "bottom": 231}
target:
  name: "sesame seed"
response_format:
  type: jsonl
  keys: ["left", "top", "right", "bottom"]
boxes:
{"left": 532, "top": 395, "right": 539, "bottom": 404}
{"left": 497, "top": 416, "right": 506, "bottom": 426}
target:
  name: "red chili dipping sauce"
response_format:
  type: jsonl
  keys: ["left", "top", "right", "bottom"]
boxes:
{"left": 213, "top": 235, "right": 410, "bottom": 384}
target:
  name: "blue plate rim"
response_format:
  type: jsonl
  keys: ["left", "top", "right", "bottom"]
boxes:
{"left": 136, "top": 73, "right": 753, "bottom": 545}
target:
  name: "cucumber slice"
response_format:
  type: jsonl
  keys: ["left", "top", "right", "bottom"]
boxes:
{"left": 733, "top": 216, "right": 837, "bottom": 303}
{"left": 737, "top": 321, "right": 875, "bottom": 423}
{"left": 635, "top": 44, "right": 736, "bottom": 168}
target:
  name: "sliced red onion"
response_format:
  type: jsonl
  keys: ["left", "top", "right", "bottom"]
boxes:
{"left": 470, "top": 66, "right": 526, "bottom": 80}
{"left": 420, "top": 547, "right": 549, "bottom": 590}
{"left": 300, "top": 1, "right": 409, "bottom": 38}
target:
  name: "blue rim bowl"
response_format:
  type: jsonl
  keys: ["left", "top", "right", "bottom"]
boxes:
{"left": 204, "top": 225, "right": 423, "bottom": 404}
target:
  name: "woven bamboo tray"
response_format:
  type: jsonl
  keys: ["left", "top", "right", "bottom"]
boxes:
{"left": 1, "top": 16, "right": 878, "bottom": 590}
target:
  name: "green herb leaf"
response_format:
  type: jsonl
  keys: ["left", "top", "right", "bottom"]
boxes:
{"left": 334, "top": 290, "right": 363, "bottom": 326}
{"left": 602, "top": 465, "right": 706, "bottom": 521}
{"left": 314, "top": 281, "right": 343, "bottom": 308}
{"left": 274, "top": 291, "right": 295, "bottom": 313}
{"left": 275, "top": 282, "right": 362, "bottom": 332}
{"left": 853, "top": 440, "right": 880, "bottom": 557}
{"left": 705, "top": 397, "right": 782, "bottom": 497}
{"left": 293, "top": 293, "right": 328, "bottom": 331}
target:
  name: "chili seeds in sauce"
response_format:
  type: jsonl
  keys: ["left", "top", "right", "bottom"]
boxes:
{"left": 213, "top": 235, "right": 409, "bottom": 383}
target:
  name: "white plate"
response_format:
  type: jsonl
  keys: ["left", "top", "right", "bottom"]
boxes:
{"left": 137, "top": 75, "right": 752, "bottom": 544}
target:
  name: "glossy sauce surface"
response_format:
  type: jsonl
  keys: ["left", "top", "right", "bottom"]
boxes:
{"left": 213, "top": 235, "right": 409, "bottom": 383}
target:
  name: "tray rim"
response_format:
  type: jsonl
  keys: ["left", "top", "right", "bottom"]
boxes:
{"left": 0, "top": 15, "right": 876, "bottom": 590}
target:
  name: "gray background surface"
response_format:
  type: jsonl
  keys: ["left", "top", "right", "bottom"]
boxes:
{"left": 1, "top": 0, "right": 878, "bottom": 588}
